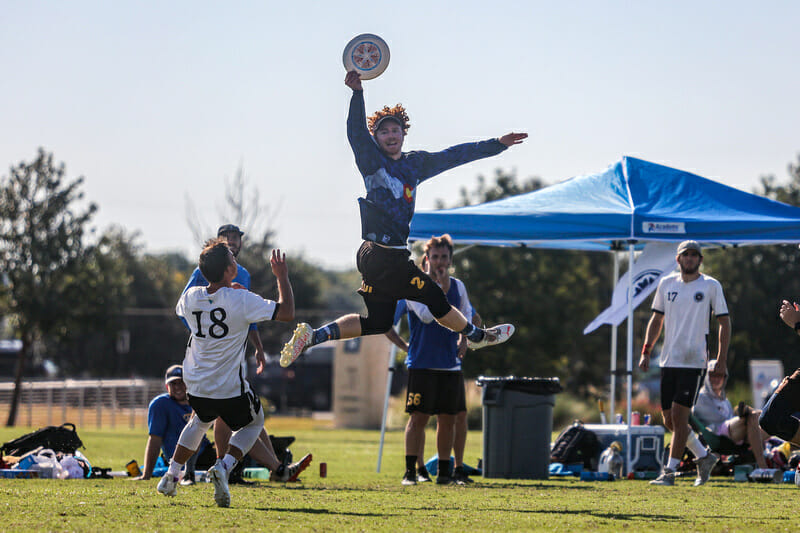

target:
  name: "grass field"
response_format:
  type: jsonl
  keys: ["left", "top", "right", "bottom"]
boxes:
{"left": 0, "top": 418, "right": 795, "bottom": 532}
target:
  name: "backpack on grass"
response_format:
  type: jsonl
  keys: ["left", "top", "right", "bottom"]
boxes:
{"left": 1, "top": 423, "right": 84, "bottom": 456}
{"left": 550, "top": 421, "right": 600, "bottom": 469}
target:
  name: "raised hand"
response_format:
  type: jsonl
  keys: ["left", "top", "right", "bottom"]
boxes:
{"left": 270, "top": 249, "right": 288, "bottom": 278}
{"left": 498, "top": 132, "right": 528, "bottom": 147}
{"left": 345, "top": 70, "right": 363, "bottom": 91}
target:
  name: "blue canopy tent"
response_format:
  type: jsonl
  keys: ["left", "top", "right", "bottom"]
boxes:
{"left": 407, "top": 156, "right": 800, "bottom": 472}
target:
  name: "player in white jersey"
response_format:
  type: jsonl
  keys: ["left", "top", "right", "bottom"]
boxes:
{"left": 639, "top": 240, "right": 730, "bottom": 487}
{"left": 157, "top": 238, "right": 295, "bottom": 507}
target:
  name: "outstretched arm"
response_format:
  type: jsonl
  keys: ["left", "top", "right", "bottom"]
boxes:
{"left": 270, "top": 250, "right": 295, "bottom": 322}
{"left": 416, "top": 131, "right": 527, "bottom": 182}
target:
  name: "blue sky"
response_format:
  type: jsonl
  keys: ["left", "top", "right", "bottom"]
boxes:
{"left": 2, "top": 1, "right": 798, "bottom": 268}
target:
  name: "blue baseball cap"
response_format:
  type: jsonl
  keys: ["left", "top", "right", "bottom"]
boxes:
{"left": 164, "top": 365, "right": 183, "bottom": 384}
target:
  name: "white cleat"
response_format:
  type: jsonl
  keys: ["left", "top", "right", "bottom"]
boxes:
{"left": 280, "top": 323, "right": 313, "bottom": 367}
{"left": 208, "top": 460, "right": 231, "bottom": 508}
{"left": 157, "top": 473, "right": 178, "bottom": 497}
{"left": 467, "top": 324, "right": 515, "bottom": 350}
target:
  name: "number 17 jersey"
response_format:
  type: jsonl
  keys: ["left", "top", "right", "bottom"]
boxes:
{"left": 176, "top": 286, "right": 277, "bottom": 399}
{"left": 651, "top": 272, "right": 728, "bottom": 369}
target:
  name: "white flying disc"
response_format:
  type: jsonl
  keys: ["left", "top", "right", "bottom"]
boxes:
{"left": 342, "top": 33, "right": 390, "bottom": 80}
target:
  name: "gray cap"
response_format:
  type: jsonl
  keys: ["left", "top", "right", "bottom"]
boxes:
{"left": 677, "top": 240, "right": 702, "bottom": 255}
{"left": 217, "top": 224, "right": 244, "bottom": 237}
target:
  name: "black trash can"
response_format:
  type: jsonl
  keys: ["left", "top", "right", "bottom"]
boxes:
{"left": 476, "top": 376, "right": 562, "bottom": 479}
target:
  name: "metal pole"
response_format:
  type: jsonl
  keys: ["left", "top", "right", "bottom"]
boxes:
{"left": 377, "top": 326, "right": 400, "bottom": 473}
{"left": 610, "top": 251, "right": 619, "bottom": 422}
{"left": 626, "top": 243, "right": 635, "bottom": 473}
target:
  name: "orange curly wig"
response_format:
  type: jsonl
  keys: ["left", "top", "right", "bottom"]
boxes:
{"left": 368, "top": 104, "right": 410, "bottom": 134}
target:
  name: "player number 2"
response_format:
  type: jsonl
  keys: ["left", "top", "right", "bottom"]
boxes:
{"left": 191, "top": 308, "right": 229, "bottom": 339}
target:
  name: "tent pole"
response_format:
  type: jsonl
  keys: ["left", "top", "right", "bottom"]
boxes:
{"left": 626, "top": 243, "right": 635, "bottom": 474}
{"left": 377, "top": 327, "right": 399, "bottom": 473}
{"left": 610, "top": 251, "right": 619, "bottom": 422}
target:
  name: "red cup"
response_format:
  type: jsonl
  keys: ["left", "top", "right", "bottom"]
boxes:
{"left": 319, "top": 462, "right": 327, "bottom": 478}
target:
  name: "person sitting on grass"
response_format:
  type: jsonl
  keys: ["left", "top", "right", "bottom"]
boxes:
{"left": 692, "top": 361, "right": 771, "bottom": 469}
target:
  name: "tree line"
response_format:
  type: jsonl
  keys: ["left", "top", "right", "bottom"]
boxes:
{"left": 2, "top": 149, "right": 800, "bottom": 425}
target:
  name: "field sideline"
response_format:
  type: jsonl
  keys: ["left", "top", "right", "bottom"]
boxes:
{"left": 0, "top": 419, "right": 794, "bottom": 532}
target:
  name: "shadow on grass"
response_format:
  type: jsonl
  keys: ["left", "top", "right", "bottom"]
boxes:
{"left": 253, "top": 506, "right": 395, "bottom": 517}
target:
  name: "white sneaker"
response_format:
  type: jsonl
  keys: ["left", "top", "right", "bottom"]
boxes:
{"left": 467, "top": 324, "right": 515, "bottom": 350}
{"left": 693, "top": 451, "right": 719, "bottom": 486}
{"left": 208, "top": 460, "right": 231, "bottom": 508}
{"left": 649, "top": 468, "right": 675, "bottom": 486}
{"left": 280, "top": 323, "right": 313, "bottom": 367}
{"left": 157, "top": 473, "right": 178, "bottom": 497}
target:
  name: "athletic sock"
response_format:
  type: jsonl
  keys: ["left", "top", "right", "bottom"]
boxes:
{"left": 405, "top": 455, "right": 417, "bottom": 475}
{"left": 667, "top": 457, "right": 680, "bottom": 471}
{"left": 685, "top": 431, "right": 707, "bottom": 459}
{"left": 222, "top": 454, "right": 237, "bottom": 472}
{"left": 167, "top": 459, "right": 183, "bottom": 478}
{"left": 461, "top": 323, "right": 484, "bottom": 342}
{"left": 438, "top": 459, "right": 451, "bottom": 477}
{"left": 313, "top": 322, "right": 341, "bottom": 346}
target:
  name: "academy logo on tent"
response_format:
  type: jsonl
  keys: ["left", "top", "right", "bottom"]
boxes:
{"left": 630, "top": 269, "right": 663, "bottom": 301}
{"left": 643, "top": 222, "right": 685, "bottom": 234}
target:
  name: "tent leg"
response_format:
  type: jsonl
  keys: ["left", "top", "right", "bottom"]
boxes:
{"left": 377, "top": 328, "right": 399, "bottom": 473}
{"left": 626, "top": 243, "right": 636, "bottom": 474}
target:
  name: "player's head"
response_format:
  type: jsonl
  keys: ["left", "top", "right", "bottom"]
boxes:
{"left": 199, "top": 237, "right": 236, "bottom": 283}
{"left": 217, "top": 224, "right": 244, "bottom": 257}
{"left": 423, "top": 234, "right": 454, "bottom": 278}
{"left": 368, "top": 104, "right": 409, "bottom": 159}
{"left": 676, "top": 240, "right": 702, "bottom": 275}
{"left": 164, "top": 364, "right": 186, "bottom": 400}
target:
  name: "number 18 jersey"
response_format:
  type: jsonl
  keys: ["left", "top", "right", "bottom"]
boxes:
{"left": 176, "top": 286, "right": 277, "bottom": 399}
{"left": 651, "top": 272, "right": 728, "bottom": 369}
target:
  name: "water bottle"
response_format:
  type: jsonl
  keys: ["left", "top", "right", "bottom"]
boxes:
{"left": 598, "top": 442, "right": 624, "bottom": 479}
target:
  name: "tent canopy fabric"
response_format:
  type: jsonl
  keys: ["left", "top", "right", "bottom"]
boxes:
{"left": 409, "top": 156, "right": 800, "bottom": 248}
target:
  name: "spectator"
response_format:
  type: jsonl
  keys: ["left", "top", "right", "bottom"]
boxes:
{"left": 136, "top": 364, "right": 213, "bottom": 483}
{"left": 693, "top": 361, "right": 769, "bottom": 469}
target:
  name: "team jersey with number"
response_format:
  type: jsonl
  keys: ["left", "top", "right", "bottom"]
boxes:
{"left": 176, "top": 286, "right": 277, "bottom": 399}
{"left": 180, "top": 264, "right": 256, "bottom": 332}
{"left": 347, "top": 90, "right": 507, "bottom": 247}
{"left": 651, "top": 272, "right": 729, "bottom": 369}
{"left": 393, "top": 277, "right": 474, "bottom": 370}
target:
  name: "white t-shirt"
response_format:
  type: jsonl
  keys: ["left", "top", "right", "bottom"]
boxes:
{"left": 651, "top": 272, "right": 728, "bottom": 369}
{"left": 176, "top": 286, "right": 277, "bottom": 399}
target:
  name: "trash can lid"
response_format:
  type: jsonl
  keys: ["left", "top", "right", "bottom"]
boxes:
{"left": 475, "top": 376, "right": 563, "bottom": 394}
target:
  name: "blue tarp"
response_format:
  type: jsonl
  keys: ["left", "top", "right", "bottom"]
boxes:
{"left": 409, "top": 156, "right": 800, "bottom": 248}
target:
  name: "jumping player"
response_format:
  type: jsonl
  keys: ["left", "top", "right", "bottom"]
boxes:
{"left": 158, "top": 240, "right": 296, "bottom": 507}
{"left": 280, "top": 70, "right": 526, "bottom": 366}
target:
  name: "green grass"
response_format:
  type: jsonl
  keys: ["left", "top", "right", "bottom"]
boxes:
{"left": 0, "top": 421, "right": 794, "bottom": 532}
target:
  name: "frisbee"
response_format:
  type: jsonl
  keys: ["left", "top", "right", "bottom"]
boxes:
{"left": 342, "top": 33, "right": 390, "bottom": 80}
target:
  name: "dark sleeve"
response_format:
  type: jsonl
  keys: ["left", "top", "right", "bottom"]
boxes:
{"left": 413, "top": 139, "right": 508, "bottom": 183}
{"left": 347, "top": 90, "right": 383, "bottom": 177}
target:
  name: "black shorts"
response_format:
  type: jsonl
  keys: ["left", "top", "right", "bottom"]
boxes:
{"left": 660, "top": 367, "right": 704, "bottom": 410}
{"left": 188, "top": 392, "right": 262, "bottom": 431}
{"left": 405, "top": 369, "right": 466, "bottom": 415}
{"left": 356, "top": 241, "right": 451, "bottom": 318}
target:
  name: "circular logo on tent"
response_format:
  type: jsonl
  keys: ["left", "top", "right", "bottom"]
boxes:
{"left": 694, "top": 292, "right": 704, "bottom": 302}
{"left": 632, "top": 269, "right": 662, "bottom": 299}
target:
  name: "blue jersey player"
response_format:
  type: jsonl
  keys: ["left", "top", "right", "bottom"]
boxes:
{"left": 280, "top": 70, "right": 526, "bottom": 366}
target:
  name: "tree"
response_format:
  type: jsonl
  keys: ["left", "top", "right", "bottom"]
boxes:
{"left": 0, "top": 149, "right": 97, "bottom": 425}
